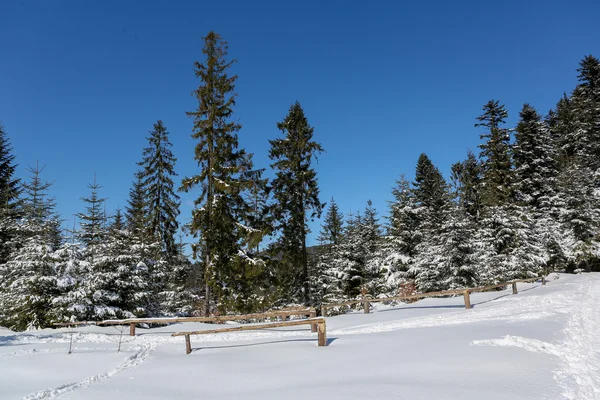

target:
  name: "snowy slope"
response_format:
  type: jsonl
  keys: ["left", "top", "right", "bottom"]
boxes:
{"left": 1, "top": 273, "right": 598, "bottom": 400}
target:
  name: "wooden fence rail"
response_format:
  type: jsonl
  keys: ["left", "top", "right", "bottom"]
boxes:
{"left": 321, "top": 276, "right": 546, "bottom": 316}
{"left": 172, "top": 317, "right": 327, "bottom": 354}
{"left": 76, "top": 308, "right": 318, "bottom": 336}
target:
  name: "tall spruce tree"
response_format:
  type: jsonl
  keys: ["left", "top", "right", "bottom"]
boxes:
{"left": 138, "top": 120, "right": 181, "bottom": 257}
{"left": 181, "top": 31, "right": 258, "bottom": 315}
{"left": 476, "top": 100, "right": 513, "bottom": 207}
{"left": 269, "top": 101, "right": 325, "bottom": 305}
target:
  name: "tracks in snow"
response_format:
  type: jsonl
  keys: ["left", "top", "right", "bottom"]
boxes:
{"left": 21, "top": 342, "right": 156, "bottom": 400}
{"left": 472, "top": 278, "right": 600, "bottom": 400}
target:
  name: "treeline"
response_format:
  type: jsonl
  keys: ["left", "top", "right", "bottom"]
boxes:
{"left": 0, "top": 31, "right": 599, "bottom": 330}
{"left": 313, "top": 54, "right": 600, "bottom": 304}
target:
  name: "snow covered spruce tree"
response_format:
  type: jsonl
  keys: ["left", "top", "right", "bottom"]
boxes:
{"left": 385, "top": 175, "right": 420, "bottom": 285}
{"left": 312, "top": 198, "right": 345, "bottom": 304}
{"left": 409, "top": 154, "right": 453, "bottom": 292}
{"left": 0, "top": 124, "right": 21, "bottom": 271}
{"left": 475, "top": 101, "right": 545, "bottom": 282}
{"left": 335, "top": 212, "right": 365, "bottom": 298}
{"left": 572, "top": 55, "right": 600, "bottom": 182}
{"left": 72, "top": 177, "right": 122, "bottom": 320}
{"left": 451, "top": 150, "right": 482, "bottom": 222}
{"left": 138, "top": 120, "right": 181, "bottom": 258}
{"left": 359, "top": 200, "right": 387, "bottom": 296}
{"left": 1, "top": 164, "right": 60, "bottom": 330}
{"left": 269, "top": 101, "right": 325, "bottom": 305}
{"left": 181, "top": 31, "right": 264, "bottom": 315}
{"left": 513, "top": 104, "right": 564, "bottom": 274}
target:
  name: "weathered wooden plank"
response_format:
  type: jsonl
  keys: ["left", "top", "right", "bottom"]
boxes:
{"left": 172, "top": 317, "right": 325, "bottom": 337}
{"left": 321, "top": 276, "right": 546, "bottom": 312}
{"left": 98, "top": 308, "right": 316, "bottom": 326}
{"left": 53, "top": 321, "right": 96, "bottom": 327}
{"left": 512, "top": 282, "right": 518, "bottom": 295}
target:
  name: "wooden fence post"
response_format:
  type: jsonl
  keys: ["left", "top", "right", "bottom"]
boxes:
{"left": 129, "top": 323, "right": 136, "bottom": 336}
{"left": 321, "top": 306, "right": 327, "bottom": 318}
{"left": 360, "top": 288, "right": 370, "bottom": 314}
{"left": 185, "top": 334, "right": 192, "bottom": 354}
{"left": 363, "top": 300, "right": 370, "bottom": 314}
{"left": 463, "top": 290, "right": 471, "bottom": 309}
{"left": 317, "top": 321, "right": 327, "bottom": 346}
{"left": 310, "top": 309, "right": 317, "bottom": 333}
{"left": 542, "top": 276, "right": 546, "bottom": 285}
{"left": 512, "top": 282, "right": 518, "bottom": 295}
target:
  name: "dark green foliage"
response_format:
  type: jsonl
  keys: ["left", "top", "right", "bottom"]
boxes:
{"left": 388, "top": 175, "right": 420, "bottom": 259}
{"left": 513, "top": 104, "right": 558, "bottom": 212}
{"left": 318, "top": 197, "right": 344, "bottom": 246}
{"left": 0, "top": 124, "right": 21, "bottom": 266}
{"left": 451, "top": 151, "right": 482, "bottom": 221}
{"left": 547, "top": 94, "right": 578, "bottom": 167}
{"left": 181, "top": 31, "right": 259, "bottom": 315}
{"left": 77, "top": 177, "right": 107, "bottom": 247}
{"left": 476, "top": 100, "right": 513, "bottom": 207}
{"left": 413, "top": 153, "right": 450, "bottom": 232}
{"left": 138, "top": 120, "right": 181, "bottom": 257}
{"left": 269, "top": 101, "right": 325, "bottom": 304}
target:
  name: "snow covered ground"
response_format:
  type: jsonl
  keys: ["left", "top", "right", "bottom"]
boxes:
{"left": 1, "top": 273, "right": 598, "bottom": 400}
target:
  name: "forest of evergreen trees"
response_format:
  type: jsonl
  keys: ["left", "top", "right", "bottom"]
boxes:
{"left": 1, "top": 31, "right": 599, "bottom": 331}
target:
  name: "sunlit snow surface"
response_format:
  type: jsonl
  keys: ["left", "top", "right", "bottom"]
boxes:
{"left": 1, "top": 273, "right": 598, "bottom": 400}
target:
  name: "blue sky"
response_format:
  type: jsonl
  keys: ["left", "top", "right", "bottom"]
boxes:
{"left": 1, "top": 0, "right": 599, "bottom": 248}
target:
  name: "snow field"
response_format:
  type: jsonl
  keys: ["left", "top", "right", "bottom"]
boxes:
{"left": 1, "top": 273, "right": 598, "bottom": 400}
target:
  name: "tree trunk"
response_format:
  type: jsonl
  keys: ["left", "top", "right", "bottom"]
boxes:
{"left": 204, "top": 252, "right": 211, "bottom": 317}
{"left": 302, "top": 235, "right": 309, "bottom": 306}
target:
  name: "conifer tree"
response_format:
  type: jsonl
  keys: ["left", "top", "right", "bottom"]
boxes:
{"left": 0, "top": 165, "right": 59, "bottom": 330}
{"left": 160, "top": 234, "right": 200, "bottom": 316}
{"left": 269, "top": 101, "right": 325, "bottom": 304}
{"left": 386, "top": 175, "right": 420, "bottom": 283}
{"left": 513, "top": 104, "right": 559, "bottom": 212}
{"left": 318, "top": 197, "right": 344, "bottom": 246}
{"left": 337, "top": 212, "right": 365, "bottom": 298}
{"left": 78, "top": 177, "right": 107, "bottom": 248}
{"left": 410, "top": 155, "right": 452, "bottom": 291}
{"left": 138, "top": 120, "right": 181, "bottom": 257}
{"left": 572, "top": 55, "right": 600, "bottom": 177}
{"left": 181, "top": 31, "right": 258, "bottom": 315}
{"left": 126, "top": 171, "right": 147, "bottom": 236}
{"left": 361, "top": 200, "right": 386, "bottom": 295}
{"left": 413, "top": 153, "right": 450, "bottom": 232}
{"left": 476, "top": 100, "right": 513, "bottom": 207}
{"left": 0, "top": 124, "right": 21, "bottom": 267}
{"left": 547, "top": 94, "right": 578, "bottom": 168}
{"left": 52, "top": 239, "right": 87, "bottom": 322}
{"left": 451, "top": 150, "right": 482, "bottom": 221}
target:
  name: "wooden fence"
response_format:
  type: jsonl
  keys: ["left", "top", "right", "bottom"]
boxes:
{"left": 172, "top": 317, "right": 327, "bottom": 354}
{"left": 88, "top": 308, "right": 317, "bottom": 336}
{"left": 321, "top": 276, "right": 546, "bottom": 316}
